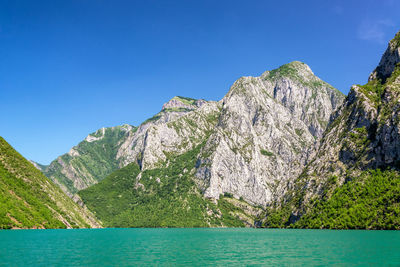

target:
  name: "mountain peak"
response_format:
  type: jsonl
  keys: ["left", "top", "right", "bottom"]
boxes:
{"left": 278, "top": 61, "right": 313, "bottom": 73}
{"left": 261, "top": 61, "right": 317, "bottom": 83}
{"left": 161, "top": 96, "right": 206, "bottom": 111}
{"left": 285, "top": 61, "right": 313, "bottom": 72}
{"left": 369, "top": 31, "right": 400, "bottom": 83}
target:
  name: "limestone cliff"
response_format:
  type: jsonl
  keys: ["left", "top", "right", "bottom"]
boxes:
{"left": 195, "top": 62, "right": 343, "bottom": 206}
{"left": 265, "top": 31, "right": 400, "bottom": 228}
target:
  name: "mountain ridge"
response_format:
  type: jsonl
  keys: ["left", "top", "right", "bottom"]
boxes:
{"left": 261, "top": 30, "right": 400, "bottom": 229}
{"left": 6, "top": 30, "right": 400, "bottom": 229}
{"left": 40, "top": 61, "right": 344, "bottom": 206}
{"left": 66, "top": 61, "right": 345, "bottom": 227}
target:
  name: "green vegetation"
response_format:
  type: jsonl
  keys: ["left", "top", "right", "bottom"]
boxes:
{"left": 0, "top": 164, "right": 65, "bottom": 229}
{"left": 295, "top": 169, "right": 400, "bottom": 229}
{"left": 261, "top": 206, "right": 292, "bottom": 228}
{"left": 387, "top": 64, "right": 400, "bottom": 84}
{"left": 340, "top": 126, "right": 370, "bottom": 160}
{"left": 358, "top": 79, "right": 384, "bottom": 107}
{"left": 163, "top": 107, "right": 193, "bottom": 112}
{"left": 390, "top": 31, "right": 400, "bottom": 48}
{"left": 358, "top": 61, "right": 400, "bottom": 108}
{"left": 349, "top": 127, "right": 369, "bottom": 145}
{"left": 261, "top": 169, "right": 309, "bottom": 228}
{"left": 79, "top": 142, "right": 249, "bottom": 227}
{"left": 223, "top": 192, "right": 234, "bottom": 198}
{"left": 265, "top": 61, "right": 339, "bottom": 94}
{"left": 266, "top": 62, "right": 317, "bottom": 88}
{"left": 260, "top": 149, "right": 274, "bottom": 157}
{"left": 295, "top": 128, "right": 304, "bottom": 137}
{"left": 262, "top": 169, "right": 400, "bottom": 230}
{"left": 268, "top": 63, "right": 299, "bottom": 80}
{"left": 216, "top": 197, "right": 248, "bottom": 227}
{"left": 175, "top": 96, "right": 197, "bottom": 106}
{"left": 0, "top": 137, "right": 97, "bottom": 229}
{"left": 44, "top": 126, "right": 134, "bottom": 194}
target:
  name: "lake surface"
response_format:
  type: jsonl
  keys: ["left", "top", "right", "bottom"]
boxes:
{"left": 0, "top": 228, "right": 399, "bottom": 266}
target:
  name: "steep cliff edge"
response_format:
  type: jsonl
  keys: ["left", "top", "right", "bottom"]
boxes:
{"left": 195, "top": 61, "right": 343, "bottom": 206}
{"left": 262, "top": 31, "right": 400, "bottom": 229}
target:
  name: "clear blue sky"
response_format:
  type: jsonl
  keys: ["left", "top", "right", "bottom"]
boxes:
{"left": 1, "top": 0, "right": 399, "bottom": 164}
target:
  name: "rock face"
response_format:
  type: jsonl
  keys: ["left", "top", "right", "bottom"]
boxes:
{"left": 115, "top": 96, "right": 218, "bottom": 169}
{"left": 42, "top": 62, "right": 344, "bottom": 210}
{"left": 276, "top": 30, "right": 400, "bottom": 222}
{"left": 195, "top": 62, "right": 343, "bottom": 205}
{"left": 369, "top": 32, "right": 400, "bottom": 82}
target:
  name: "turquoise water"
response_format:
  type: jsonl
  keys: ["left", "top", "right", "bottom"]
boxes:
{"left": 0, "top": 228, "right": 399, "bottom": 266}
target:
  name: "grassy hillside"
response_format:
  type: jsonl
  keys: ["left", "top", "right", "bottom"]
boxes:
{"left": 0, "top": 137, "right": 101, "bottom": 229}
{"left": 79, "top": 142, "right": 261, "bottom": 227}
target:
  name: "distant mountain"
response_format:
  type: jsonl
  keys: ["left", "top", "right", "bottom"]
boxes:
{"left": 71, "top": 62, "right": 343, "bottom": 227}
{"left": 41, "top": 125, "right": 135, "bottom": 196}
{"left": 0, "top": 137, "right": 101, "bottom": 229}
{"left": 262, "top": 31, "right": 400, "bottom": 230}
{"left": 40, "top": 96, "right": 211, "bottom": 197}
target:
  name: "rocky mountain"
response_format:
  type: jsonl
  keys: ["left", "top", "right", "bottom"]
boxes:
{"left": 15, "top": 30, "right": 400, "bottom": 229}
{"left": 66, "top": 62, "right": 343, "bottom": 227}
{"left": 0, "top": 137, "right": 101, "bottom": 229}
{"left": 195, "top": 61, "right": 343, "bottom": 206}
{"left": 40, "top": 96, "right": 207, "bottom": 197}
{"left": 262, "top": 31, "right": 400, "bottom": 229}
{"left": 43, "top": 62, "right": 343, "bottom": 205}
